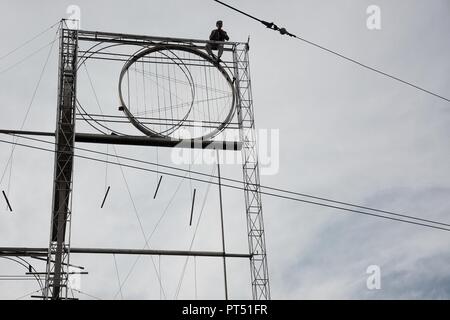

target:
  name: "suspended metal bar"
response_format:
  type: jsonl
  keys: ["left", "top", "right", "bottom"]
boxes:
{"left": 216, "top": 150, "right": 228, "bottom": 299}
{"left": 100, "top": 186, "right": 111, "bottom": 208}
{"left": 0, "top": 130, "right": 242, "bottom": 150}
{"left": 2, "top": 190, "right": 12, "bottom": 212}
{"left": 153, "top": 175, "right": 163, "bottom": 199}
{"left": 0, "top": 129, "right": 54, "bottom": 137}
{"left": 27, "top": 272, "right": 88, "bottom": 275}
{"left": 29, "top": 255, "right": 85, "bottom": 270}
{"left": 189, "top": 188, "right": 197, "bottom": 226}
{"left": 0, "top": 247, "right": 251, "bottom": 259}
{"left": 76, "top": 134, "right": 242, "bottom": 150}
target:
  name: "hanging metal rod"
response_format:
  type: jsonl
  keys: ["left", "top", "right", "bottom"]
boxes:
{"left": 0, "top": 247, "right": 251, "bottom": 259}
{"left": 29, "top": 255, "right": 85, "bottom": 270}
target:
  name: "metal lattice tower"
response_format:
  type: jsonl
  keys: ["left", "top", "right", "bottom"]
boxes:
{"left": 234, "top": 44, "right": 270, "bottom": 300}
{"left": 0, "top": 25, "right": 270, "bottom": 300}
{"left": 44, "top": 27, "right": 78, "bottom": 300}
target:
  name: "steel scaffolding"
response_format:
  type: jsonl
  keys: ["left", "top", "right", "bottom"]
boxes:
{"left": 233, "top": 44, "right": 271, "bottom": 300}
{"left": 44, "top": 27, "right": 78, "bottom": 300}
{"left": 4, "top": 26, "right": 270, "bottom": 300}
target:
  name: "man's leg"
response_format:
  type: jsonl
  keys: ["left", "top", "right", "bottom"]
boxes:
{"left": 217, "top": 44, "right": 224, "bottom": 61}
{"left": 206, "top": 43, "right": 216, "bottom": 60}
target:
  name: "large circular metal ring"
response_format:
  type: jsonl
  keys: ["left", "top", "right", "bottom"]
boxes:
{"left": 118, "top": 44, "right": 236, "bottom": 140}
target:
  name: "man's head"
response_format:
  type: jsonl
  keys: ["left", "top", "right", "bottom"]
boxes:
{"left": 216, "top": 20, "right": 223, "bottom": 29}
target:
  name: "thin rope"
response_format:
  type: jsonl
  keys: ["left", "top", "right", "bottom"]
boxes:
{"left": 111, "top": 146, "right": 166, "bottom": 299}
{"left": 0, "top": 27, "right": 58, "bottom": 187}
{"left": 5, "top": 143, "right": 13, "bottom": 211}
{"left": 112, "top": 170, "right": 186, "bottom": 299}
{"left": 142, "top": 57, "right": 147, "bottom": 116}
{"left": 0, "top": 20, "right": 59, "bottom": 61}
{"left": 0, "top": 39, "right": 58, "bottom": 76}
{"left": 3, "top": 137, "right": 450, "bottom": 232}
{"left": 174, "top": 165, "right": 217, "bottom": 299}
{"left": 113, "top": 254, "right": 124, "bottom": 300}
{"left": 8, "top": 132, "right": 450, "bottom": 229}
{"left": 159, "top": 255, "right": 162, "bottom": 300}
{"left": 105, "top": 145, "right": 109, "bottom": 193}
{"left": 167, "top": 62, "right": 174, "bottom": 133}
{"left": 194, "top": 256, "right": 198, "bottom": 300}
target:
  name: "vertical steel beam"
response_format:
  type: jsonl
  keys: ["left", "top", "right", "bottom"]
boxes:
{"left": 216, "top": 150, "right": 228, "bottom": 299}
{"left": 233, "top": 44, "right": 270, "bottom": 300}
{"left": 44, "top": 27, "right": 78, "bottom": 300}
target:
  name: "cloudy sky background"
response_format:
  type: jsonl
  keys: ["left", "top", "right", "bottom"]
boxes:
{"left": 0, "top": 0, "right": 449, "bottom": 299}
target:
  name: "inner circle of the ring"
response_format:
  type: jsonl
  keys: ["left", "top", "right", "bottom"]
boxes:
{"left": 118, "top": 44, "right": 236, "bottom": 140}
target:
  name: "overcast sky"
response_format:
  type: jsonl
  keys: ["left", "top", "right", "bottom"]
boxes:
{"left": 0, "top": 0, "right": 449, "bottom": 300}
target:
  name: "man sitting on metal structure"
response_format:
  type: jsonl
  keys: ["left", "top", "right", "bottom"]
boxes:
{"left": 206, "top": 20, "right": 230, "bottom": 63}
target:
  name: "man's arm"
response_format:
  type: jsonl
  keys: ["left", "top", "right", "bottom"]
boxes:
{"left": 209, "top": 30, "right": 217, "bottom": 41}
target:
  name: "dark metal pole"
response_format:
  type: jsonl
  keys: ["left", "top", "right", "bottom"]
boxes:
{"left": 2, "top": 190, "right": 13, "bottom": 212}
{"left": 77, "top": 133, "right": 242, "bottom": 150}
{"left": 0, "top": 129, "right": 55, "bottom": 137}
{"left": 0, "top": 247, "right": 251, "bottom": 258}
{"left": 0, "top": 130, "right": 242, "bottom": 150}
{"left": 189, "top": 189, "right": 197, "bottom": 226}
{"left": 216, "top": 150, "right": 228, "bottom": 300}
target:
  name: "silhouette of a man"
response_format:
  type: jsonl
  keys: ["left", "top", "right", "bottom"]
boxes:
{"left": 206, "top": 20, "right": 229, "bottom": 62}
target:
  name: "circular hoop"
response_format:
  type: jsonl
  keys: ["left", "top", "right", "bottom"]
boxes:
{"left": 118, "top": 44, "right": 236, "bottom": 140}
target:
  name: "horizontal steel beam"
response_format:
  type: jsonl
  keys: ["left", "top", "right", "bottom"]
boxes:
{"left": 76, "top": 133, "right": 242, "bottom": 150}
{"left": 76, "top": 29, "right": 245, "bottom": 46}
{"left": 0, "top": 129, "right": 54, "bottom": 137}
{"left": 0, "top": 130, "right": 242, "bottom": 150}
{"left": 29, "top": 255, "right": 85, "bottom": 270}
{"left": 0, "top": 247, "right": 251, "bottom": 259}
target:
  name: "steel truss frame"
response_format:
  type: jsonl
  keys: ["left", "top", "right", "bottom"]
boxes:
{"left": 233, "top": 44, "right": 270, "bottom": 300}
{"left": 25, "top": 27, "right": 269, "bottom": 300}
{"left": 44, "top": 27, "right": 78, "bottom": 300}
